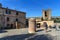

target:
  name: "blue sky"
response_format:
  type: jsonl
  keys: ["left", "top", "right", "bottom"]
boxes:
{"left": 0, "top": 0, "right": 60, "bottom": 17}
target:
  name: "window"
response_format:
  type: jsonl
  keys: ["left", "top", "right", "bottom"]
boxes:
{"left": 11, "top": 24, "right": 13, "bottom": 28}
{"left": 37, "top": 23, "right": 40, "bottom": 28}
{"left": 7, "top": 17, "right": 9, "bottom": 21}
{"left": 16, "top": 12, "right": 18, "bottom": 15}
{"left": 6, "top": 9, "right": 11, "bottom": 14}
{"left": 45, "top": 11, "right": 47, "bottom": 17}
{"left": 9, "top": 10, "right": 11, "bottom": 14}
{"left": 16, "top": 18, "right": 18, "bottom": 21}
{"left": 6, "top": 9, "right": 8, "bottom": 14}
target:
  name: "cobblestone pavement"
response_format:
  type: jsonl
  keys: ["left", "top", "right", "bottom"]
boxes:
{"left": 0, "top": 28, "right": 60, "bottom": 40}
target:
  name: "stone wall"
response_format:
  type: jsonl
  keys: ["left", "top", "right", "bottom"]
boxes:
{"left": 37, "top": 21, "right": 54, "bottom": 27}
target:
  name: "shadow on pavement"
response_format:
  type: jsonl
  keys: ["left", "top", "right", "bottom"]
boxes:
{"left": 0, "top": 33, "right": 55, "bottom": 40}
{"left": 28, "top": 34, "right": 54, "bottom": 40}
{"left": 36, "top": 29, "right": 44, "bottom": 32}
{"left": 0, "top": 33, "right": 35, "bottom": 40}
{"left": 0, "top": 30, "right": 7, "bottom": 33}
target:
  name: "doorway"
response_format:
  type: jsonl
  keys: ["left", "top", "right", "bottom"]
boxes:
{"left": 11, "top": 24, "right": 13, "bottom": 29}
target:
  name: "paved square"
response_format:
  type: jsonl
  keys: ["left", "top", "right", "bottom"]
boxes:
{"left": 0, "top": 28, "right": 60, "bottom": 40}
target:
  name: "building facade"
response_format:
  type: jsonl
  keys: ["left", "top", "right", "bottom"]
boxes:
{"left": 0, "top": 4, "right": 26, "bottom": 29}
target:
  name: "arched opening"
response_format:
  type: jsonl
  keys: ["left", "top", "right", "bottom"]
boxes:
{"left": 36, "top": 23, "right": 41, "bottom": 28}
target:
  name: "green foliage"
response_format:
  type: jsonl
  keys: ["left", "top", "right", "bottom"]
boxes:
{"left": 53, "top": 18, "right": 60, "bottom": 23}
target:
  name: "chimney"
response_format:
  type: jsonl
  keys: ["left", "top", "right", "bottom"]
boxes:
{"left": 0, "top": 3, "right": 2, "bottom": 7}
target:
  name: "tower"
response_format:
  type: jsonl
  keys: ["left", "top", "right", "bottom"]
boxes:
{"left": 42, "top": 9, "right": 51, "bottom": 21}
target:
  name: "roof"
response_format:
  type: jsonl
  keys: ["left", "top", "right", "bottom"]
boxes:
{"left": 0, "top": 7, "right": 26, "bottom": 14}
{"left": 26, "top": 16, "right": 42, "bottom": 19}
{"left": 52, "top": 16, "right": 60, "bottom": 18}
{"left": 26, "top": 16, "right": 60, "bottom": 19}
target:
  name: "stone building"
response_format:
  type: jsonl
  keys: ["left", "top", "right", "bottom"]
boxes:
{"left": 26, "top": 9, "right": 54, "bottom": 28}
{"left": 0, "top": 4, "right": 26, "bottom": 29}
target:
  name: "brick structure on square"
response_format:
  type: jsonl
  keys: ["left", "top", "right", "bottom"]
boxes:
{"left": 28, "top": 18, "right": 36, "bottom": 33}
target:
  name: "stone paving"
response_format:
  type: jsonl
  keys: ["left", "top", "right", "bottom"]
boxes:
{"left": 0, "top": 28, "right": 60, "bottom": 40}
